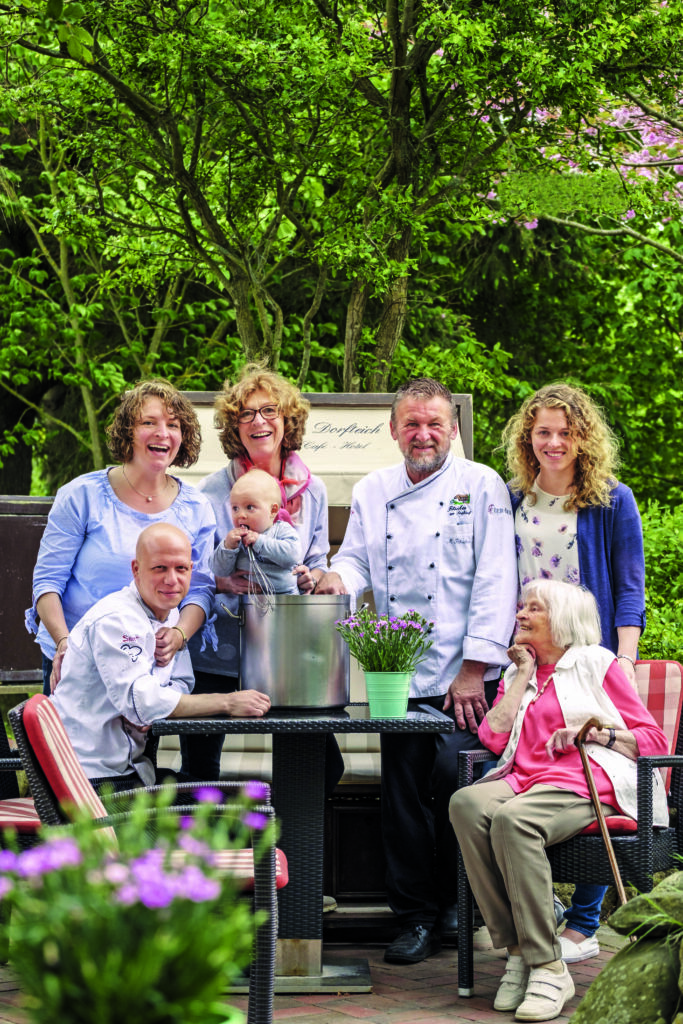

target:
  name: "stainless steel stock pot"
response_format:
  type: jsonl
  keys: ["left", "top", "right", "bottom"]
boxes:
{"left": 239, "top": 593, "right": 351, "bottom": 708}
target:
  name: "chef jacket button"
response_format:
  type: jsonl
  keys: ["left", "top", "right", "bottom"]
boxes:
{"left": 435, "top": 531, "right": 440, "bottom": 537}
{"left": 387, "top": 534, "right": 392, "bottom": 539}
{"left": 389, "top": 503, "right": 395, "bottom": 509}
{"left": 388, "top": 565, "right": 394, "bottom": 570}
{"left": 390, "top": 595, "right": 396, "bottom": 602}
{"left": 429, "top": 563, "right": 435, "bottom": 568}
{"left": 427, "top": 595, "right": 433, "bottom": 600}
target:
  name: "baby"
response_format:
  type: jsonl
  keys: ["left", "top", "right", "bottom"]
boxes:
{"left": 211, "top": 469, "right": 302, "bottom": 595}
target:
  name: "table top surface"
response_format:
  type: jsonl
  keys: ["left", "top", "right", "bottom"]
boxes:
{"left": 152, "top": 703, "right": 456, "bottom": 735}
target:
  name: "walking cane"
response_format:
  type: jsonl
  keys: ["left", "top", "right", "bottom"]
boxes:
{"left": 575, "top": 716, "right": 630, "bottom": 908}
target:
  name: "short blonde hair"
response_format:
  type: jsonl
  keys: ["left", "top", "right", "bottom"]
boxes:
{"left": 214, "top": 363, "right": 310, "bottom": 459}
{"left": 106, "top": 379, "right": 201, "bottom": 468}
{"left": 522, "top": 579, "right": 601, "bottom": 648}
{"left": 503, "top": 383, "right": 619, "bottom": 510}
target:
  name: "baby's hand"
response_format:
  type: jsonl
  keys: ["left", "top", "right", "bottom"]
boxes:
{"left": 240, "top": 529, "right": 260, "bottom": 547}
{"left": 224, "top": 527, "right": 244, "bottom": 550}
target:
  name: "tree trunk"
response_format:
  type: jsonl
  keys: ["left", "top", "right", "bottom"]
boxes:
{"left": 343, "top": 279, "right": 370, "bottom": 392}
{"left": 367, "top": 224, "right": 412, "bottom": 391}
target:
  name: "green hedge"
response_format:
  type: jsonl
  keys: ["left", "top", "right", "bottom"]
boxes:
{"left": 639, "top": 502, "right": 683, "bottom": 663}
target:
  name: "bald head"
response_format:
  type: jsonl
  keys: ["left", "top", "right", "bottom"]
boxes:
{"left": 132, "top": 524, "right": 193, "bottom": 621}
{"left": 230, "top": 469, "right": 282, "bottom": 508}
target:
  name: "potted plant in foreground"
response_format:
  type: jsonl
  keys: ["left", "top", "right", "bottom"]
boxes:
{"left": 0, "top": 783, "right": 273, "bottom": 1024}
{"left": 335, "top": 606, "right": 433, "bottom": 717}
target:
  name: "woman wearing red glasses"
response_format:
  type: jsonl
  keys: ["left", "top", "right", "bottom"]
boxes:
{"left": 183, "top": 363, "right": 338, "bottom": 782}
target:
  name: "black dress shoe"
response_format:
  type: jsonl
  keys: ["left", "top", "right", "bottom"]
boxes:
{"left": 438, "top": 904, "right": 458, "bottom": 938}
{"left": 384, "top": 924, "right": 442, "bottom": 964}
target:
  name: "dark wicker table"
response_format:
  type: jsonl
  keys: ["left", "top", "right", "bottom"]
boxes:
{"left": 152, "top": 703, "right": 454, "bottom": 991}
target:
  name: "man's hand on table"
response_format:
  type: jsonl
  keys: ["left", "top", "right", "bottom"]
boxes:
{"left": 225, "top": 691, "right": 271, "bottom": 717}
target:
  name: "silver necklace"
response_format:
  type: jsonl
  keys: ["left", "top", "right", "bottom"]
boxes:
{"left": 121, "top": 465, "right": 171, "bottom": 503}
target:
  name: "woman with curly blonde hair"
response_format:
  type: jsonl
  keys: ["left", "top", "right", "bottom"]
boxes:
{"left": 502, "top": 382, "right": 645, "bottom": 964}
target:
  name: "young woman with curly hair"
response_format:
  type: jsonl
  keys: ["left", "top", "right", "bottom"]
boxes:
{"left": 28, "top": 379, "right": 216, "bottom": 695}
{"left": 501, "top": 382, "right": 646, "bottom": 965}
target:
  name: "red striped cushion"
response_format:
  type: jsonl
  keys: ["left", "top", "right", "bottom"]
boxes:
{"left": 22, "top": 695, "right": 116, "bottom": 841}
{"left": 0, "top": 797, "right": 41, "bottom": 834}
{"left": 170, "top": 846, "right": 289, "bottom": 890}
{"left": 635, "top": 660, "right": 683, "bottom": 789}
{"left": 579, "top": 815, "right": 638, "bottom": 836}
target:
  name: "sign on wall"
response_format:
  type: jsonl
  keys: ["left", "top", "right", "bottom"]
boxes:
{"left": 179, "top": 392, "right": 473, "bottom": 507}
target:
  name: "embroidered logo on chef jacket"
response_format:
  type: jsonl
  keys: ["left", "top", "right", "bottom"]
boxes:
{"left": 120, "top": 641, "right": 143, "bottom": 662}
{"left": 448, "top": 494, "right": 472, "bottom": 518}
{"left": 487, "top": 503, "right": 512, "bottom": 516}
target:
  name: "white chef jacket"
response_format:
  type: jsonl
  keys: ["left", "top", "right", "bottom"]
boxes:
{"left": 52, "top": 581, "right": 195, "bottom": 784}
{"left": 330, "top": 453, "right": 518, "bottom": 698}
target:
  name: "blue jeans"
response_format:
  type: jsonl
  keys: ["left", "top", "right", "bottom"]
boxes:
{"left": 563, "top": 884, "right": 606, "bottom": 937}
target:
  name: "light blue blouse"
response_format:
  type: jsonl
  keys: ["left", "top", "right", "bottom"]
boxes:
{"left": 28, "top": 468, "right": 216, "bottom": 659}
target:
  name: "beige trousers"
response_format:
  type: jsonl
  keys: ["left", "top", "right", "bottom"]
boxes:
{"left": 449, "top": 781, "right": 616, "bottom": 966}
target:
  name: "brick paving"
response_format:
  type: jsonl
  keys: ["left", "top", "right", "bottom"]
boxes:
{"left": 0, "top": 929, "right": 623, "bottom": 1024}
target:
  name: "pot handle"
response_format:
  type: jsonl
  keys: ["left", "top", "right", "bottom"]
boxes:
{"left": 220, "top": 601, "right": 245, "bottom": 627}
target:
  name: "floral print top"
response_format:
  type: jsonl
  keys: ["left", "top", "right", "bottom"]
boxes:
{"left": 515, "top": 482, "right": 580, "bottom": 591}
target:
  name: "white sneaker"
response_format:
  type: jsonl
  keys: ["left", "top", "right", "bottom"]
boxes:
{"left": 493, "top": 955, "right": 530, "bottom": 1012}
{"left": 558, "top": 933, "right": 599, "bottom": 963}
{"left": 515, "top": 963, "right": 575, "bottom": 1022}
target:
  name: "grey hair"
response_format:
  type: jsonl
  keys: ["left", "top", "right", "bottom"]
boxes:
{"left": 391, "top": 378, "right": 457, "bottom": 426}
{"left": 521, "top": 579, "right": 602, "bottom": 648}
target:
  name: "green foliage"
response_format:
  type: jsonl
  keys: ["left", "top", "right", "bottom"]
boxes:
{"left": 639, "top": 502, "right": 683, "bottom": 662}
{"left": 0, "top": 784, "right": 273, "bottom": 1024}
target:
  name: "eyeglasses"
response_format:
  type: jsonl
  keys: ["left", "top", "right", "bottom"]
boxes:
{"left": 237, "top": 404, "right": 280, "bottom": 424}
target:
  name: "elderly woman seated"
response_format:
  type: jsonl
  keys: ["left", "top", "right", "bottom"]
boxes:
{"left": 449, "top": 579, "right": 668, "bottom": 1023}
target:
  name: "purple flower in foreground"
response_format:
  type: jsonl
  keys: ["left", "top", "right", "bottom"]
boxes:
{"left": 243, "top": 780, "right": 269, "bottom": 801}
{"left": 17, "top": 838, "right": 82, "bottom": 878}
{"left": 193, "top": 786, "right": 224, "bottom": 805}
{"left": 0, "top": 851, "right": 18, "bottom": 873}
{"left": 243, "top": 811, "right": 268, "bottom": 830}
{"left": 177, "top": 865, "right": 220, "bottom": 903}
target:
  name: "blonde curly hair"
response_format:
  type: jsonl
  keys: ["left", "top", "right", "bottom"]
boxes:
{"left": 503, "top": 383, "right": 620, "bottom": 510}
{"left": 214, "top": 363, "right": 310, "bottom": 459}
{"left": 106, "top": 379, "right": 201, "bottom": 468}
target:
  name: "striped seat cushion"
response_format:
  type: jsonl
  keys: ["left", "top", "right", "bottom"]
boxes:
{"left": 170, "top": 846, "right": 289, "bottom": 891}
{"left": 579, "top": 815, "right": 638, "bottom": 836}
{"left": 0, "top": 797, "right": 41, "bottom": 834}
{"left": 22, "top": 695, "right": 116, "bottom": 842}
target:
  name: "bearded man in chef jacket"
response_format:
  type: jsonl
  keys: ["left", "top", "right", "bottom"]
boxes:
{"left": 317, "top": 378, "right": 517, "bottom": 965}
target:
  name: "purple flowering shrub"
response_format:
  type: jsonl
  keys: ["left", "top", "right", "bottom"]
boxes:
{"left": 335, "top": 607, "right": 433, "bottom": 673}
{"left": 0, "top": 783, "right": 274, "bottom": 1024}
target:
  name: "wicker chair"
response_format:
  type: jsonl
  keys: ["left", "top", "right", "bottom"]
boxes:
{"left": 9, "top": 694, "right": 288, "bottom": 1024}
{"left": 455, "top": 659, "right": 683, "bottom": 995}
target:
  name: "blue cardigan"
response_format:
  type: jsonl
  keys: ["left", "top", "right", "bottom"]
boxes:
{"left": 509, "top": 482, "right": 646, "bottom": 654}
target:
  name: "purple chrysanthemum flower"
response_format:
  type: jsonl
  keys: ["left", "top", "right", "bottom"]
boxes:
{"left": 193, "top": 786, "right": 224, "bottom": 804}
{"left": 243, "top": 811, "right": 269, "bottom": 830}
{"left": 243, "top": 780, "right": 269, "bottom": 801}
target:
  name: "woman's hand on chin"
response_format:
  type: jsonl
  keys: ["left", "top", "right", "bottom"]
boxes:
{"left": 215, "top": 572, "right": 254, "bottom": 595}
{"left": 507, "top": 642, "right": 537, "bottom": 672}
